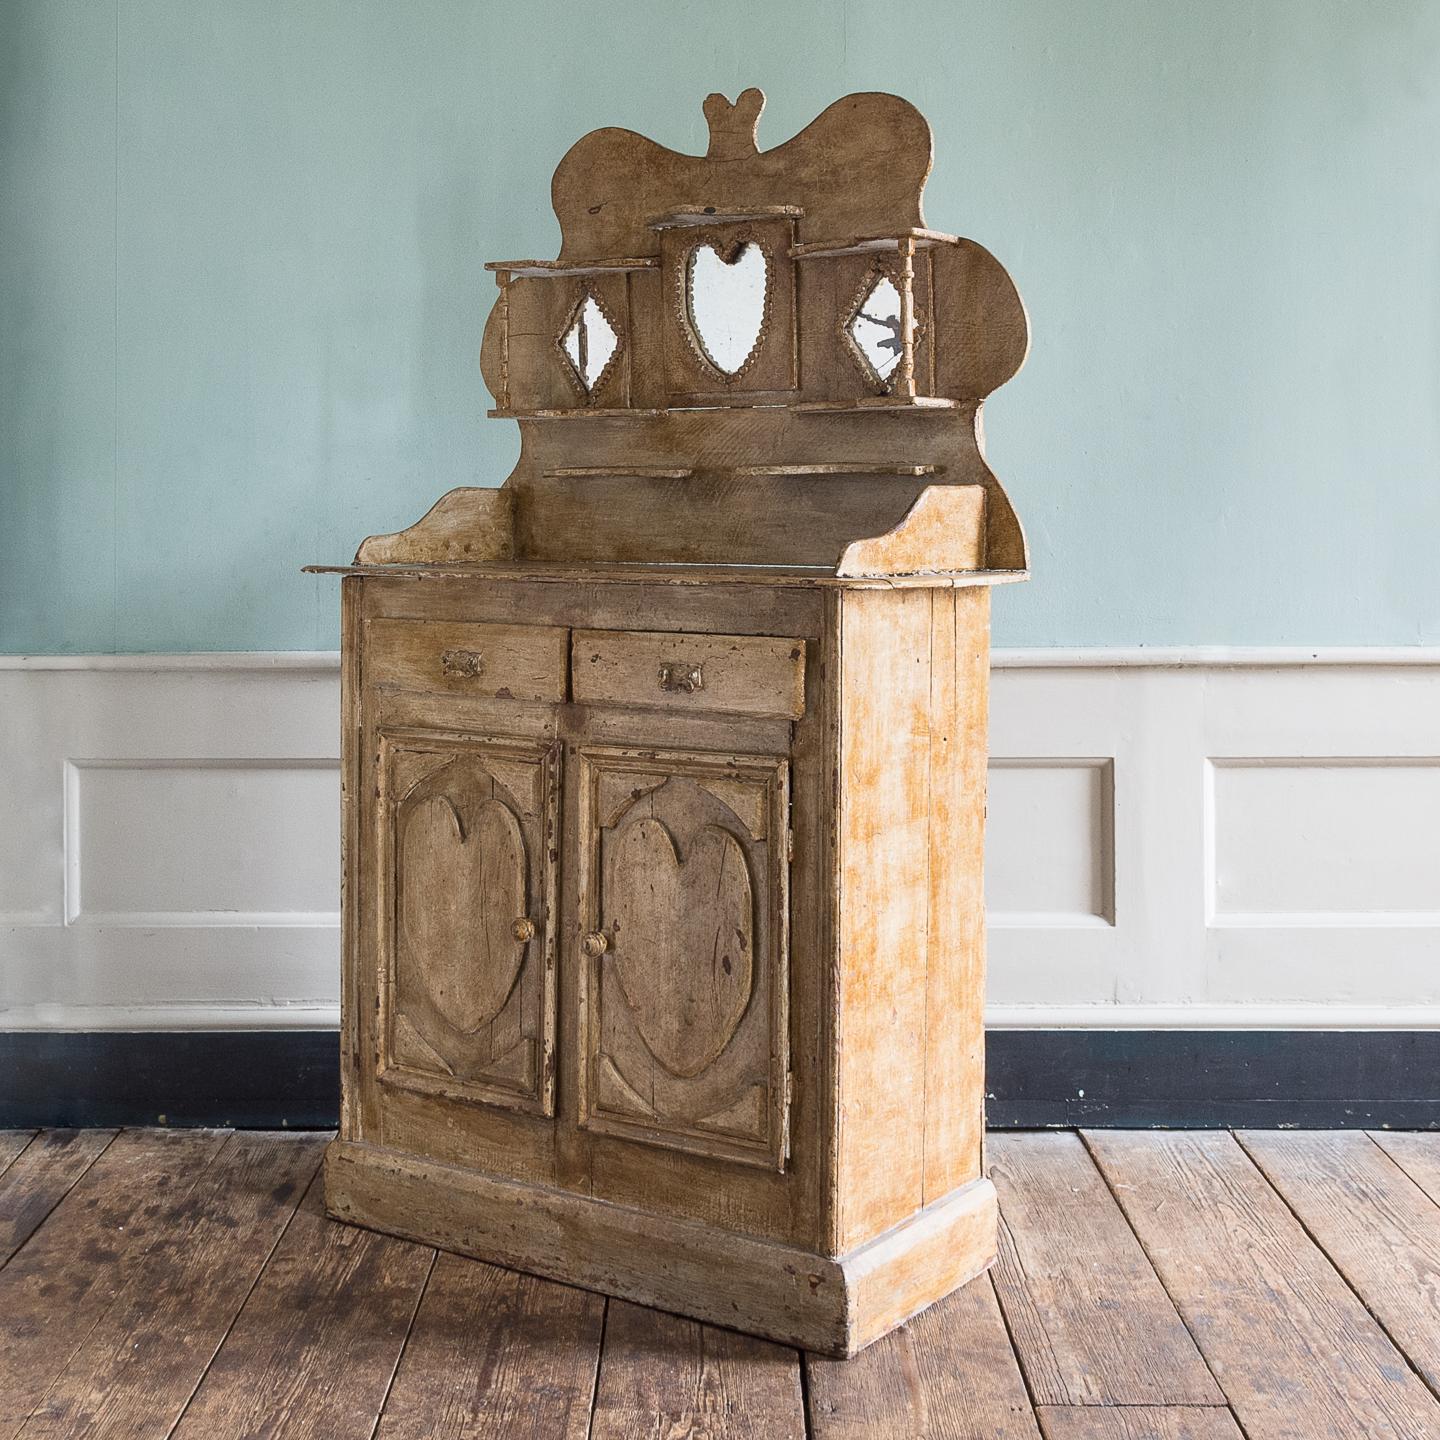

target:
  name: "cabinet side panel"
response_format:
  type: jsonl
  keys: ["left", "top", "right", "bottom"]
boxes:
{"left": 923, "top": 587, "right": 989, "bottom": 1201}
{"left": 834, "top": 588, "right": 934, "bottom": 1250}
{"left": 339, "top": 575, "right": 364, "bottom": 1140}
{"left": 834, "top": 587, "right": 991, "bottom": 1249}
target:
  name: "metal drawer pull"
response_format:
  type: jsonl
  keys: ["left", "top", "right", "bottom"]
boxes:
{"left": 658, "top": 661, "right": 704, "bottom": 694}
{"left": 440, "top": 648, "right": 486, "bottom": 678}
{"left": 581, "top": 930, "right": 609, "bottom": 958}
{"left": 511, "top": 917, "right": 536, "bottom": 943}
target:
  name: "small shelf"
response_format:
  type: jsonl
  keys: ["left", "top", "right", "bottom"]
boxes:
{"left": 647, "top": 206, "right": 804, "bottom": 230}
{"left": 732, "top": 463, "right": 941, "bottom": 477}
{"left": 492, "top": 399, "right": 960, "bottom": 420}
{"left": 790, "top": 228, "right": 960, "bottom": 259}
{"left": 485, "top": 257, "right": 658, "bottom": 278}
{"left": 544, "top": 466, "right": 694, "bottom": 479}
{"left": 788, "top": 397, "right": 959, "bottom": 414}
{"left": 487, "top": 408, "right": 664, "bottom": 421}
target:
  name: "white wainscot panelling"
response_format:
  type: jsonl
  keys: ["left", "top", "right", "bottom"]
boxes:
{"left": 1209, "top": 759, "right": 1440, "bottom": 923}
{"left": 67, "top": 760, "right": 339, "bottom": 926}
{"left": 985, "top": 759, "right": 1114, "bottom": 927}
{"left": 986, "top": 650, "right": 1440, "bottom": 1028}
{"left": 7, "top": 649, "right": 1440, "bottom": 1030}
{"left": 0, "top": 657, "right": 341, "bottom": 1029}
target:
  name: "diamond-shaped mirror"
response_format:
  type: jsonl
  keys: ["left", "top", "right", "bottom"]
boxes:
{"left": 560, "top": 292, "right": 620, "bottom": 392}
{"left": 847, "top": 273, "right": 905, "bottom": 386}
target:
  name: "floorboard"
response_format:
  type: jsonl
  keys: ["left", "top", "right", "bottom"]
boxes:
{"left": 0, "top": 1131, "right": 38, "bottom": 1176}
{"left": 1086, "top": 1129, "right": 1440, "bottom": 1440}
{"left": 0, "top": 1129, "right": 231, "bottom": 1439}
{"left": 0, "top": 1130, "right": 115, "bottom": 1268}
{"left": 1034, "top": 1408, "right": 1244, "bottom": 1439}
{"left": 375, "top": 1255, "right": 605, "bottom": 1440}
{"left": 1372, "top": 1130, "right": 1440, "bottom": 1205}
{"left": 806, "top": 1276, "right": 1041, "bottom": 1440}
{"left": 590, "top": 1299, "right": 806, "bottom": 1440}
{"left": 989, "top": 1131, "right": 1222, "bottom": 1407}
{"left": 168, "top": 1171, "right": 434, "bottom": 1440}
{"left": 16, "top": 1132, "right": 325, "bottom": 1440}
{"left": 4, "top": 1127, "right": 1440, "bottom": 1438}
{"left": 1239, "top": 1130, "right": 1440, "bottom": 1399}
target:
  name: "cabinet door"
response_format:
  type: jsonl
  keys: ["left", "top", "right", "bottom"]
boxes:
{"left": 576, "top": 745, "right": 790, "bottom": 1170}
{"left": 377, "top": 729, "right": 559, "bottom": 1117}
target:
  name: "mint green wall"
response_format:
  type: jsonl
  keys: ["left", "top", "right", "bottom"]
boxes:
{"left": 4, "top": 0, "right": 1438, "bottom": 651}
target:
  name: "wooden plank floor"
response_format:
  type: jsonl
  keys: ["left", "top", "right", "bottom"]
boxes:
{"left": 2, "top": 1132, "right": 1440, "bottom": 1437}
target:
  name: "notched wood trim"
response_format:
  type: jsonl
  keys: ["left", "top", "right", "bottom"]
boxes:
{"left": 672, "top": 223, "right": 777, "bottom": 387}
{"left": 554, "top": 283, "right": 627, "bottom": 403}
{"left": 840, "top": 257, "right": 927, "bottom": 396}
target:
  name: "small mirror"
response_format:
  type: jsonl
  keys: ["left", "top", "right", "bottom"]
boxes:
{"left": 686, "top": 242, "right": 767, "bottom": 376}
{"left": 560, "top": 292, "right": 620, "bottom": 391}
{"left": 848, "top": 274, "right": 904, "bottom": 385}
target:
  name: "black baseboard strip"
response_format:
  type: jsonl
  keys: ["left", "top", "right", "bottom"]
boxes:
{"left": 0, "top": 1030, "right": 340, "bottom": 1129}
{"left": 0, "top": 1029, "right": 1436, "bottom": 1130}
{"left": 985, "top": 1028, "right": 1440, "bottom": 1129}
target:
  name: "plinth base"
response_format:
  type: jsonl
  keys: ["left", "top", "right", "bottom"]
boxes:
{"left": 324, "top": 1140, "right": 997, "bottom": 1357}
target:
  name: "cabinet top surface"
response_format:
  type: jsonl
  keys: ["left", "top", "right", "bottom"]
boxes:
{"left": 304, "top": 559, "right": 1027, "bottom": 591}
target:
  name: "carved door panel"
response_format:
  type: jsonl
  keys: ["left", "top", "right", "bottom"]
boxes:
{"left": 577, "top": 745, "right": 790, "bottom": 1170}
{"left": 378, "top": 729, "right": 559, "bottom": 1117}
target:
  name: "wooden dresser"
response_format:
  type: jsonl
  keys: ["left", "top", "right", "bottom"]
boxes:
{"left": 308, "top": 87, "right": 1029, "bottom": 1356}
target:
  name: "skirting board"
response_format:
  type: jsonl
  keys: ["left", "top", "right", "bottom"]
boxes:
{"left": 0, "top": 1030, "right": 340, "bottom": 1129}
{"left": 2, "top": 1030, "right": 1437, "bottom": 1130}
{"left": 984, "top": 1029, "right": 1440, "bottom": 1129}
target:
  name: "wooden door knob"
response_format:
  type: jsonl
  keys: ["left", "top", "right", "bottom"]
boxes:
{"left": 512, "top": 917, "right": 536, "bottom": 943}
{"left": 581, "top": 930, "right": 609, "bottom": 958}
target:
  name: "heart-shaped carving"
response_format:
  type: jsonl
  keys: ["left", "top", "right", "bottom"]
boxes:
{"left": 608, "top": 818, "right": 754, "bottom": 1078}
{"left": 398, "top": 790, "right": 527, "bottom": 1035}
{"left": 685, "top": 241, "right": 768, "bottom": 376}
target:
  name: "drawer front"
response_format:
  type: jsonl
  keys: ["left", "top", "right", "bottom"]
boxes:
{"left": 571, "top": 629, "right": 805, "bottom": 719}
{"left": 367, "top": 619, "right": 568, "bottom": 702}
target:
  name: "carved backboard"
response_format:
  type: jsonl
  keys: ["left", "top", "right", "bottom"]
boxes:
{"left": 348, "top": 90, "right": 1030, "bottom": 580}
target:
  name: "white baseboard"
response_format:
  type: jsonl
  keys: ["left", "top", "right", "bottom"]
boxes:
{"left": 4, "top": 649, "right": 1440, "bottom": 1031}
{"left": 984, "top": 1004, "right": 1440, "bottom": 1030}
{"left": 8, "top": 1003, "right": 344, "bottom": 1032}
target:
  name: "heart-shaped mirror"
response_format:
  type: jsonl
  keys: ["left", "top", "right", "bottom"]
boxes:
{"left": 685, "top": 241, "right": 768, "bottom": 377}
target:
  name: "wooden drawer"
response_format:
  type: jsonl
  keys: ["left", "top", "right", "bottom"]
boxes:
{"left": 366, "top": 619, "right": 568, "bottom": 702}
{"left": 571, "top": 629, "right": 805, "bottom": 719}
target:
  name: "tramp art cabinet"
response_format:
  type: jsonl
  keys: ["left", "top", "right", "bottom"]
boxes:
{"left": 308, "top": 88, "right": 1030, "bottom": 1356}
